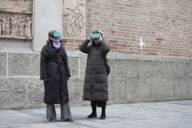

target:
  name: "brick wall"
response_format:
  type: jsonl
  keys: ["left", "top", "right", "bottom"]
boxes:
{"left": 84, "top": 0, "right": 192, "bottom": 57}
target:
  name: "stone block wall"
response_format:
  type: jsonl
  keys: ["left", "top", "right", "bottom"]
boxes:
{"left": 108, "top": 55, "right": 192, "bottom": 103}
{"left": 0, "top": 50, "right": 192, "bottom": 109}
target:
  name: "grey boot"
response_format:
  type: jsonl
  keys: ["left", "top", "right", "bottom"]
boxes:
{"left": 46, "top": 104, "right": 56, "bottom": 121}
{"left": 60, "top": 102, "right": 73, "bottom": 122}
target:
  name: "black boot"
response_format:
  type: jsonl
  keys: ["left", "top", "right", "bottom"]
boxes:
{"left": 100, "top": 104, "right": 106, "bottom": 119}
{"left": 87, "top": 101, "right": 97, "bottom": 119}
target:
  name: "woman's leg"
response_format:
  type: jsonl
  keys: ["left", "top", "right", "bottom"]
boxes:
{"left": 46, "top": 104, "right": 56, "bottom": 121}
{"left": 60, "top": 102, "right": 73, "bottom": 122}
{"left": 100, "top": 101, "right": 106, "bottom": 119}
{"left": 87, "top": 101, "right": 97, "bottom": 118}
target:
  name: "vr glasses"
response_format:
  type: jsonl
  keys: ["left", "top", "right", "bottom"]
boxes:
{"left": 49, "top": 31, "right": 61, "bottom": 39}
{"left": 90, "top": 32, "right": 101, "bottom": 41}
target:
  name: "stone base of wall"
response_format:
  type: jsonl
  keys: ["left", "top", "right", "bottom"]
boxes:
{"left": 0, "top": 50, "right": 192, "bottom": 109}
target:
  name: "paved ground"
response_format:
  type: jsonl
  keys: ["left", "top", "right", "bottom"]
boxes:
{"left": 0, "top": 101, "right": 192, "bottom": 128}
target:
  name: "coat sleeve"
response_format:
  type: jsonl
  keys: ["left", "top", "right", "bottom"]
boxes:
{"left": 62, "top": 50, "right": 71, "bottom": 78}
{"left": 101, "top": 41, "right": 110, "bottom": 56}
{"left": 79, "top": 39, "right": 91, "bottom": 53}
{"left": 40, "top": 46, "right": 48, "bottom": 80}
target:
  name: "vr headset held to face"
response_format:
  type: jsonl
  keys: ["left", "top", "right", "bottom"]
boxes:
{"left": 90, "top": 31, "right": 103, "bottom": 41}
{"left": 49, "top": 30, "right": 61, "bottom": 40}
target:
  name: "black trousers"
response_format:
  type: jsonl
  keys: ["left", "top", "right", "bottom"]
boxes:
{"left": 91, "top": 101, "right": 106, "bottom": 113}
{"left": 94, "top": 101, "right": 106, "bottom": 107}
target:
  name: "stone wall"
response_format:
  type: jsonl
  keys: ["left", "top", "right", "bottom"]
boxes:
{"left": 0, "top": 0, "right": 192, "bottom": 109}
{"left": 0, "top": 50, "right": 192, "bottom": 109}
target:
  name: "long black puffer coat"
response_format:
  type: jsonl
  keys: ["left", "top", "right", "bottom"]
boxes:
{"left": 80, "top": 39, "right": 110, "bottom": 101}
{"left": 40, "top": 41, "right": 71, "bottom": 104}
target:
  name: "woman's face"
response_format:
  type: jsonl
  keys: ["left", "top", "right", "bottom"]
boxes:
{"left": 92, "top": 39, "right": 100, "bottom": 46}
{"left": 51, "top": 38, "right": 59, "bottom": 43}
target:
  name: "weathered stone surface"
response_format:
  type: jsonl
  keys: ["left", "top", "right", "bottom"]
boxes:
{"left": 0, "top": 0, "right": 33, "bottom": 39}
{"left": 79, "top": 54, "right": 87, "bottom": 79}
{"left": 68, "top": 57, "right": 79, "bottom": 78}
{"left": 135, "top": 77, "right": 152, "bottom": 102}
{"left": 0, "top": 77, "right": 86, "bottom": 109}
{"left": 108, "top": 79, "right": 127, "bottom": 103}
{"left": 8, "top": 53, "right": 80, "bottom": 77}
{"left": 109, "top": 59, "right": 138, "bottom": 78}
{"left": 123, "top": 78, "right": 138, "bottom": 103}
{"left": 161, "top": 60, "right": 185, "bottom": 78}
{"left": 0, "top": 51, "right": 192, "bottom": 109}
{"left": 0, "top": 52, "right": 6, "bottom": 76}
{"left": 185, "top": 78, "right": 192, "bottom": 99}
{"left": 63, "top": 0, "right": 86, "bottom": 40}
{"left": 138, "top": 60, "right": 162, "bottom": 78}
{"left": 108, "top": 78, "right": 139, "bottom": 104}
{"left": 151, "top": 77, "right": 175, "bottom": 101}
{"left": 0, "top": 78, "right": 28, "bottom": 109}
{"left": 174, "top": 77, "right": 192, "bottom": 100}
{"left": 68, "top": 78, "right": 84, "bottom": 105}
{"left": 0, "top": 13, "right": 32, "bottom": 39}
{"left": 0, "top": 0, "right": 33, "bottom": 13}
{"left": 174, "top": 77, "right": 188, "bottom": 100}
{"left": 8, "top": 53, "right": 40, "bottom": 76}
{"left": 184, "top": 60, "right": 192, "bottom": 77}
{"left": 26, "top": 78, "right": 44, "bottom": 106}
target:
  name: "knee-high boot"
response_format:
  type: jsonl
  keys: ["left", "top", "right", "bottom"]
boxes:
{"left": 87, "top": 101, "right": 97, "bottom": 118}
{"left": 100, "top": 101, "right": 106, "bottom": 119}
{"left": 100, "top": 104, "right": 106, "bottom": 119}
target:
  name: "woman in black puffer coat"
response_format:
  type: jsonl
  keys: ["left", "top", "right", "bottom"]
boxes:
{"left": 40, "top": 30, "right": 72, "bottom": 122}
{"left": 80, "top": 31, "right": 110, "bottom": 119}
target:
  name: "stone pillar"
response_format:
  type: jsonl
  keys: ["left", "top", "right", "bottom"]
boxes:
{"left": 33, "top": 0, "right": 63, "bottom": 51}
